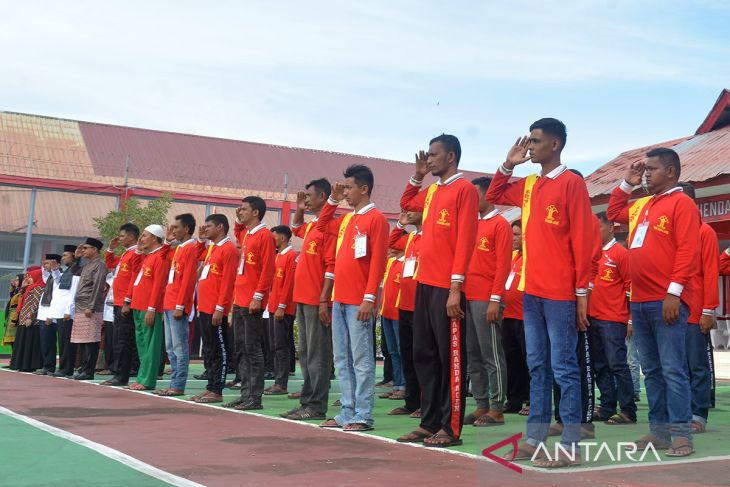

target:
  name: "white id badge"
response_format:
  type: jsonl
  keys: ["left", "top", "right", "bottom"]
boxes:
{"left": 505, "top": 271, "right": 516, "bottom": 290}
{"left": 200, "top": 264, "right": 210, "bottom": 280}
{"left": 403, "top": 257, "right": 417, "bottom": 278}
{"left": 630, "top": 222, "right": 649, "bottom": 249}
{"left": 354, "top": 234, "right": 367, "bottom": 259}
{"left": 133, "top": 270, "right": 143, "bottom": 287}
{"left": 113, "top": 264, "right": 120, "bottom": 278}
{"left": 168, "top": 267, "right": 175, "bottom": 284}
{"left": 238, "top": 258, "right": 245, "bottom": 275}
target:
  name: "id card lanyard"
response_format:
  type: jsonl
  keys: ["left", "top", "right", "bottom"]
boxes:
{"left": 200, "top": 243, "right": 215, "bottom": 280}
{"left": 168, "top": 245, "right": 181, "bottom": 284}
{"left": 353, "top": 219, "right": 367, "bottom": 259}
{"left": 630, "top": 202, "right": 654, "bottom": 250}
{"left": 238, "top": 232, "right": 250, "bottom": 275}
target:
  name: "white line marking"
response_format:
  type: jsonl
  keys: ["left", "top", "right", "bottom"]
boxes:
{"left": 0, "top": 403, "right": 204, "bottom": 487}
{"left": 3, "top": 368, "right": 730, "bottom": 475}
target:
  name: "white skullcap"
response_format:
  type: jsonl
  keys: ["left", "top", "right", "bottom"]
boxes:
{"left": 145, "top": 224, "right": 165, "bottom": 239}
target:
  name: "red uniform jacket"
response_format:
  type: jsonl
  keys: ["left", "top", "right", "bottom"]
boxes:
{"left": 197, "top": 237, "right": 239, "bottom": 315}
{"left": 268, "top": 246, "right": 298, "bottom": 316}
{"left": 389, "top": 226, "right": 421, "bottom": 312}
{"left": 163, "top": 239, "right": 199, "bottom": 314}
{"left": 106, "top": 245, "right": 144, "bottom": 307}
{"left": 127, "top": 246, "right": 171, "bottom": 313}
{"left": 688, "top": 223, "right": 719, "bottom": 324}
{"left": 588, "top": 239, "right": 630, "bottom": 324}
{"left": 233, "top": 222, "right": 276, "bottom": 309}
{"left": 380, "top": 257, "right": 403, "bottom": 321}
{"left": 503, "top": 250, "right": 524, "bottom": 320}
{"left": 464, "top": 210, "right": 512, "bottom": 302}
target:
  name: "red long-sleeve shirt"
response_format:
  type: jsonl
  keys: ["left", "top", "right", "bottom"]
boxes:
{"left": 233, "top": 222, "right": 276, "bottom": 308}
{"left": 128, "top": 246, "right": 171, "bottom": 313}
{"left": 400, "top": 173, "right": 478, "bottom": 289}
{"left": 588, "top": 239, "right": 630, "bottom": 324}
{"left": 268, "top": 246, "right": 298, "bottom": 315}
{"left": 464, "top": 210, "right": 512, "bottom": 302}
{"left": 589, "top": 215, "right": 602, "bottom": 287}
{"left": 486, "top": 165, "right": 594, "bottom": 301}
{"left": 503, "top": 251, "right": 524, "bottom": 320}
{"left": 720, "top": 248, "right": 730, "bottom": 276}
{"left": 606, "top": 184, "right": 700, "bottom": 305}
{"left": 688, "top": 223, "right": 719, "bottom": 325}
{"left": 291, "top": 199, "right": 339, "bottom": 306}
{"left": 106, "top": 245, "right": 144, "bottom": 307}
{"left": 162, "top": 239, "right": 199, "bottom": 314}
{"left": 332, "top": 203, "right": 389, "bottom": 305}
{"left": 197, "top": 237, "right": 239, "bottom": 315}
{"left": 380, "top": 257, "right": 403, "bottom": 321}
{"left": 389, "top": 226, "right": 421, "bottom": 312}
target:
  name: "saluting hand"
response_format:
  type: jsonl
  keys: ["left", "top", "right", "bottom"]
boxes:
{"left": 504, "top": 136, "right": 531, "bottom": 170}
{"left": 331, "top": 182, "right": 346, "bottom": 202}
{"left": 198, "top": 225, "right": 207, "bottom": 241}
{"left": 414, "top": 150, "right": 429, "bottom": 179}
{"left": 625, "top": 160, "right": 645, "bottom": 187}
{"left": 296, "top": 191, "right": 308, "bottom": 211}
{"left": 109, "top": 237, "right": 120, "bottom": 250}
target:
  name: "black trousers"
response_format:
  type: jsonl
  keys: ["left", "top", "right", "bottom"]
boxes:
{"left": 502, "top": 318, "right": 530, "bottom": 410}
{"left": 79, "top": 342, "right": 100, "bottom": 376}
{"left": 289, "top": 323, "right": 296, "bottom": 373}
{"left": 262, "top": 315, "right": 273, "bottom": 374}
{"left": 57, "top": 319, "right": 76, "bottom": 375}
{"left": 112, "top": 306, "right": 138, "bottom": 383}
{"left": 199, "top": 312, "right": 228, "bottom": 395}
{"left": 233, "top": 306, "right": 265, "bottom": 404}
{"left": 269, "top": 314, "right": 293, "bottom": 388}
{"left": 39, "top": 320, "right": 58, "bottom": 372}
{"left": 413, "top": 283, "right": 467, "bottom": 438}
{"left": 379, "top": 321, "right": 393, "bottom": 383}
{"left": 398, "top": 309, "right": 420, "bottom": 412}
{"left": 102, "top": 320, "right": 115, "bottom": 373}
{"left": 554, "top": 330, "right": 594, "bottom": 425}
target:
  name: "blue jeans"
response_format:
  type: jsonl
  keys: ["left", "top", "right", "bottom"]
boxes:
{"left": 381, "top": 317, "right": 404, "bottom": 390}
{"left": 332, "top": 302, "right": 375, "bottom": 427}
{"left": 523, "top": 294, "right": 581, "bottom": 449}
{"left": 590, "top": 319, "right": 636, "bottom": 419}
{"left": 626, "top": 333, "right": 641, "bottom": 397}
{"left": 630, "top": 301, "right": 692, "bottom": 441}
{"left": 163, "top": 310, "right": 190, "bottom": 391}
{"left": 686, "top": 324, "right": 711, "bottom": 425}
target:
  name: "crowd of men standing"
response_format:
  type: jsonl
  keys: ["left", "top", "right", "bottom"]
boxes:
{"left": 3, "top": 118, "right": 726, "bottom": 468}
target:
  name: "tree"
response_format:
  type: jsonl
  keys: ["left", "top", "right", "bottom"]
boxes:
{"left": 94, "top": 193, "right": 173, "bottom": 253}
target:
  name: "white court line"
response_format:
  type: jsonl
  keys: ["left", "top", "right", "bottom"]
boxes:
{"left": 0, "top": 403, "right": 204, "bottom": 487}
{"left": 3, "top": 368, "right": 730, "bottom": 475}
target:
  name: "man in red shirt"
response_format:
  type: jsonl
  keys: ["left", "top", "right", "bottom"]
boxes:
{"left": 156, "top": 213, "right": 198, "bottom": 396}
{"left": 226, "top": 196, "right": 276, "bottom": 411}
{"left": 122, "top": 225, "right": 170, "bottom": 391}
{"left": 501, "top": 220, "right": 530, "bottom": 415}
{"left": 265, "top": 225, "right": 298, "bottom": 396}
{"left": 487, "top": 119, "right": 593, "bottom": 467}
{"left": 678, "top": 183, "right": 718, "bottom": 434}
{"left": 398, "top": 134, "right": 479, "bottom": 448}
{"left": 388, "top": 211, "right": 423, "bottom": 418}
{"left": 190, "top": 214, "right": 239, "bottom": 404}
{"left": 101, "top": 223, "right": 143, "bottom": 387}
{"left": 588, "top": 212, "right": 636, "bottom": 424}
{"left": 463, "top": 176, "right": 511, "bottom": 427}
{"left": 319, "top": 165, "right": 388, "bottom": 432}
{"left": 607, "top": 147, "right": 699, "bottom": 457}
{"left": 379, "top": 249, "right": 405, "bottom": 400}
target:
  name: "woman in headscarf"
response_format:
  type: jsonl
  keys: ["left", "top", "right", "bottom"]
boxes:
{"left": 10, "top": 266, "right": 45, "bottom": 372}
{"left": 2, "top": 273, "right": 25, "bottom": 354}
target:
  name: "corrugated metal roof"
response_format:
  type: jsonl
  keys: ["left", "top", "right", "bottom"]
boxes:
{"left": 0, "top": 111, "right": 495, "bottom": 215}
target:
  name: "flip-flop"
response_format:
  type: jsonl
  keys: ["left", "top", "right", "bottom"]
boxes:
{"left": 319, "top": 418, "right": 342, "bottom": 428}
{"left": 397, "top": 430, "right": 433, "bottom": 443}
{"left": 506, "top": 443, "right": 543, "bottom": 461}
{"left": 665, "top": 440, "right": 694, "bottom": 457}
{"left": 604, "top": 413, "right": 636, "bottom": 425}
{"left": 157, "top": 388, "right": 185, "bottom": 397}
{"left": 423, "top": 433, "right": 462, "bottom": 448}
{"left": 474, "top": 415, "right": 505, "bottom": 427}
{"left": 532, "top": 455, "right": 581, "bottom": 469}
{"left": 344, "top": 423, "right": 373, "bottom": 432}
{"left": 627, "top": 434, "right": 671, "bottom": 451}
{"left": 388, "top": 407, "right": 412, "bottom": 416}
{"left": 691, "top": 420, "right": 706, "bottom": 434}
{"left": 194, "top": 393, "right": 223, "bottom": 403}
{"left": 518, "top": 406, "right": 530, "bottom": 416}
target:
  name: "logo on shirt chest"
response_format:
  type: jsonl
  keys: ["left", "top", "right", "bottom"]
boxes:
{"left": 477, "top": 236, "right": 490, "bottom": 252}
{"left": 653, "top": 215, "right": 670, "bottom": 235}
{"left": 143, "top": 266, "right": 152, "bottom": 277}
{"left": 306, "top": 241, "right": 318, "bottom": 255}
{"left": 544, "top": 205, "right": 560, "bottom": 225}
{"left": 121, "top": 262, "right": 129, "bottom": 273}
{"left": 436, "top": 209, "right": 451, "bottom": 227}
{"left": 246, "top": 251, "right": 256, "bottom": 265}
{"left": 173, "top": 262, "right": 180, "bottom": 274}
{"left": 394, "top": 272, "right": 401, "bottom": 284}
{"left": 600, "top": 267, "right": 615, "bottom": 282}
{"left": 276, "top": 267, "right": 284, "bottom": 278}
{"left": 210, "top": 263, "right": 220, "bottom": 275}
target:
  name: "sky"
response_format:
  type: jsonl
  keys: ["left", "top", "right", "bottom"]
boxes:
{"left": 1, "top": 0, "right": 729, "bottom": 177}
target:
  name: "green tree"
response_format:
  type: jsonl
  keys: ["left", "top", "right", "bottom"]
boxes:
{"left": 94, "top": 193, "right": 173, "bottom": 254}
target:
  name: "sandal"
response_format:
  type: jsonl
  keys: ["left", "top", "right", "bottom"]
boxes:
{"left": 409, "top": 409, "right": 421, "bottom": 418}
{"left": 474, "top": 415, "right": 505, "bottom": 427}
{"left": 332, "top": 399, "right": 341, "bottom": 407}
{"left": 464, "top": 409, "right": 489, "bottom": 425}
{"left": 234, "top": 402, "right": 263, "bottom": 411}
{"left": 388, "top": 391, "right": 406, "bottom": 400}
{"left": 691, "top": 420, "right": 706, "bottom": 434}
{"left": 666, "top": 438, "right": 694, "bottom": 457}
{"left": 423, "top": 433, "right": 462, "bottom": 448}
{"left": 344, "top": 423, "right": 373, "bottom": 432}
{"left": 319, "top": 418, "right": 342, "bottom": 428}
{"left": 548, "top": 423, "right": 564, "bottom": 437}
{"left": 187, "top": 392, "right": 205, "bottom": 401}
{"left": 157, "top": 388, "right": 184, "bottom": 397}
{"left": 505, "top": 442, "right": 543, "bottom": 461}
{"left": 518, "top": 405, "right": 530, "bottom": 416}
{"left": 378, "top": 392, "right": 392, "bottom": 399}
{"left": 532, "top": 453, "right": 581, "bottom": 469}
{"left": 194, "top": 392, "right": 223, "bottom": 403}
{"left": 128, "top": 383, "right": 153, "bottom": 391}
{"left": 397, "top": 430, "right": 433, "bottom": 443}
{"left": 388, "top": 407, "right": 412, "bottom": 416}
{"left": 627, "top": 434, "right": 670, "bottom": 451}
{"left": 604, "top": 412, "right": 636, "bottom": 425}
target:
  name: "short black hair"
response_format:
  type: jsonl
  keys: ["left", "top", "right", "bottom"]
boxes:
{"left": 471, "top": 176, "right": 492, "bottom": 193}
{"left": 175, "top": 213, "right": 196, "bottom": 235}
{"left": 646, "top": 147, "right": 681, "bottom": 179}
{"left": 205, "top": 213, "right": 229, "bottom": 234}
{"left": 678, "top": 181, "right": 695, "bottom": 200}
{"left": 530, "top": 118, "right": 567, "bottom": 149}
{"left": 305, "top": 178, "right": 332, "bottom": 199}
{"left": 511, "top": 219, "right": 521, "bottom": 228}
{"left": 596, "top": 211, "right": 613, "bottom": 225}
{"left": 119, "top": 223, "right": 140, "bottom": 240}
{"left": 569, "top": 168, "right": 584, "bottom": 179}
{"left": 242, "top": 196, "right": 267, "bottom": 221}
{"left": 271, "top": 225, "right": 292, "bottom": 241}
{"left": 430, "top": 134, "right": 462, "bottom": 165}
{"left": 343, "top": 164, "right": 374, "bottom": 196}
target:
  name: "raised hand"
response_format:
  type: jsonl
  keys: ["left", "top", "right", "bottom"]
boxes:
{"left": 165, "top": 224, "right": 175, "bottom": 243}
{"left": 414, "top": 150, "right": 429, "bottom": 179}
{"left": 625, "top": 160, "right": 645, "bottom": 187}
{"left": 331, "top": 182, "right": 346, "bottom": 201}
{"left": 198, "top": 225, "right": 207, "bottom": 240}
{"left": 74, "top": 245, "right": 83, "bottom": 258}
{"left": 296, "top": 191, "right": 308, "bottom": 211}
{"left": 504, "top": 136, "right": 531, "bottom": 170}
{"left": 398, "top": 210, "right": 409, "bottom": 227}
{"left": 109, "top": 236, "right": 120, "bottom": 250}
{"left": 235, "top": 206, "right": 245, "bottom": 222}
